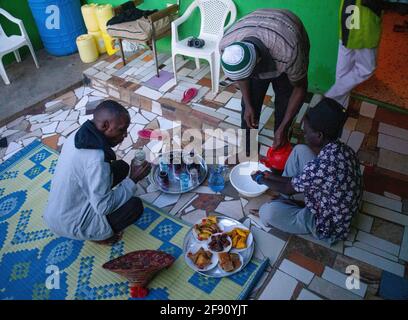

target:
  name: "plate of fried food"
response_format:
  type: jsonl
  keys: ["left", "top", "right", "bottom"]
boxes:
{"left": 207, "top": 233, "right": 232, "bottom": 253}
{"left": 218, "top": 252, "right": 243, "bottom": 274}
{"left": 192, "top": 216, "right": 223, "bottom": 242}
{"left": 225, "top": 226, "right": 253, "bottom": 252}
{"left": 183, "top": 215, "right": 255, "bottom": 278}
{"left": 185, "top": 244, "right": 218, "bottom": 272}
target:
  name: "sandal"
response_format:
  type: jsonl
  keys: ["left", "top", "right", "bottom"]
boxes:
{"left": 181, "top": 88, "right": 198, "bottom": 104}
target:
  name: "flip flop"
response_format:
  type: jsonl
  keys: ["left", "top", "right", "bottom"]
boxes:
{"left": 181, "top": 88, "right": 198, "bottom": 104}
{"left": 138, "top": 129, "right": 163, "bottom": 140}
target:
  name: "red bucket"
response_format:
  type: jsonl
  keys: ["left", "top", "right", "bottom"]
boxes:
{"left": 260, "top": 143, "right": 293, "bottom": 171}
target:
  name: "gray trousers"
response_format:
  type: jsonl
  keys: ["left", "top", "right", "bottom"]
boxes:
{"left": 259, "top": 145, "right": 318, "bottom": 236}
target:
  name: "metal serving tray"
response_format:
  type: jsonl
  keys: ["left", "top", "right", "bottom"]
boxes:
{"left": 183, "top": 216, "right": 255, "bottom": 278}
{"left": 149, "top": 151, "right": 208, "bottom": 194}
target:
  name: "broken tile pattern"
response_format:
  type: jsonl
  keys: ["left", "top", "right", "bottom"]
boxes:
{"left": 2, "top": 48, "right": 408, "bottom": 301}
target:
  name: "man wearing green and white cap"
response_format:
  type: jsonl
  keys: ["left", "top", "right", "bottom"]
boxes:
{"left": 220, "top": 9, "right": 310, "bottom": 152}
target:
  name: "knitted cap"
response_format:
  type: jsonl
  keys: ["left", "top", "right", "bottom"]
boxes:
{"left": 221, "top": 42, "right": 257, "bottom": 80}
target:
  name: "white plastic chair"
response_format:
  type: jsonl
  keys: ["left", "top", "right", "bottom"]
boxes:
{"left": 0, "top": 8, "right": 39, "bottom": 85}
{"left": 171, "top": 0, "right": 236, "bottom": 94}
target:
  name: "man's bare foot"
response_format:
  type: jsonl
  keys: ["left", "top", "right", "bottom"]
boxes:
{"left": 92, "top": 231, "right": 124, "bottom": 246}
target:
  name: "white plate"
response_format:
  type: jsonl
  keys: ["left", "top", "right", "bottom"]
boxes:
{"left": 225, "top": 225, "right": 253, "bottom": 252}
{"left": 192, "top": 217, "right": 223, "bottom": 242}
{"left": 185, "top": 243, "right": 218, "bottom": 272}
{"left": 217, "top": 252, "right": 244, "bottom": 275}
{"left": 229, "top": 162, "right": 269, "bottom": 197}
{"left": 206, "top": 233, "right": 232, "bottom": 254}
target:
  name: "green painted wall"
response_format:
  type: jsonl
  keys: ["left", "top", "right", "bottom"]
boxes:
{"left": 88, "top": 0, "right": 341, "bottom": 92}
{"left": 1, "top": 0, "right": 341, "bottom": 92}
{"left": 0, "top": 0, "right": 43, "bottom": 65}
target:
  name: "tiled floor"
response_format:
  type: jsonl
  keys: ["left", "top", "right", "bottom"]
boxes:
{"left": 1, "top": 48, "right": 408, "bottom": 300}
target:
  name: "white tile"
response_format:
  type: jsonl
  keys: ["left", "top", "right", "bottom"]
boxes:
{"left": 214, "top": 91, "right": 234, "bottom": 104}
{"left": 118, "top": 136, "right": 133, "bottom": 151}
{"left": 191, "top": 103, "right": 226, "bottom": 120}
{"left": 215, "top": 200, "right": 244, "bottom": 220}
{"left": 132, "top": 113, "right": 150, "bottom": 125}
{"left": 383, "top": 192, "right": 402, "bottom": 201}
{"left": 153, "top": 193, "right": 180, "bottom": 208}
{"left": 344, "top": 247, "right": 405, "bottom": 276}
{"left": 351, "top": 213, "right": 374, "bottom": 232}
{"left": 56, "top": 121, "right": 76, "bottom": 134}
{"left": 194, "top": 186, "right": 216, "bottom": 194}
{"left": 377, "top": 148, "right": 408, "bottom": 176}
{"left": 224, "top": 116, "right": 241, "bottom": 127}
{"left": 400, "top": 227, "right": 408, "bottom": 262}
{"left": 248, "top": 214, "right": 271, "bottom": 232}
{"left": 356, "top": 231, "right": 400, "bottom": 256}
{"left": 279, "top": 259, "right": 314, "bottom": 285}
{"left": 62, "top": 123, "right": 80, "bottom": 136}
{"left": 362, "top": 202, "right": 408, "bottom": 226}
{"left": 50, "top": 110, "right": 70, "bottom": 122}
{"left": 1, "top": 129, "right": 19, "bottom": 138}
{"left": 141, "top": 110, "right": 157, "bottom": 121}
{"left": 158, "top": 117, "right": 178, "bottom": 130}
{"left": 22, "top": 137, "right": 37, "bottom": 147}
{"left": 378, "top": 133, "right": 408, "bottom": 156}
{"left": 353, "top": 241, "right": 399, "bottom": 262}
{"left": 258, "top": 135, "right": 274, "bottom": 147}
{"left": 322, "top": 267, "right": 367, "bottom": 298}
{"left": 45, "top": 100, "right": 63, "bottom": 110}
{"left": 178, "top": 67, "right": 192, "bottom": 77}
{"left": 74, "top": 86, "right": 85, "bottom": 99}
{"left": 75, "top": 96, "right": 89, "bottom": 110}
{"left": 362, "top": 191, "right": 402, "bottom": 212}
{"left": 260, "top": 129, "right": 274, "bottom": 138}
{"left": 224, "top": 98, "right": 242, "bottom": 112}
{"left": 360, "top": 101, "right": 377, "bottom": 118}
{"left": 181, "top": 209, "right": 206, "bottom": 225}
{"left": 297, "top": 289, "right": 322, "bottom": 300}
{"left": 378, "top": 122, "right": 408, "bottom": 141}
{"left": 340, "top": 128, "right": 351, "bottom": 143}
{"left": 169, "top": 193, "right": 197, "bottom": 216}
{"left": 184, "top": 205, "right": 195, "bottom": 213}
{"left": 135, "top": 86, "right": 163, "bottom": 100}
{"left": 42, "top": 122, "right": 59, "bottom": 135}
{"left": 66, "top": 110, "right": 80, "bottom": 122}
{"left": 158, "top": 79, "right": 176, "bottom": 93}
{"left": 260, "top": 145, "right": 269, "bottom": 157}
{"left": 259, "top": 270, "right": 298, "bottom": 300}
{"left": 250, "top": 225, "right": 286, "bottom": 266}
{"left": 139, "top": 191, "right": 161, "bottom": 203}
{"left": 266, "top": 84, "right": 275, "bottom": 96}
{"left": 347, "top": 131, "right": 365, "bottom": 152}
{"left": 259, "top": 107, "right": 274, "bottom": 126}
{"left": 217, "top": 108, "right": 241, "bottom": 119}
{"left": 5, "top": 142, "right": 22, "bottom": 155}
{"left": 308, "top": 276, "right": 361, "bottom": 300}
{"left": 295, "top": 103, "right": 309, "bottom": 123}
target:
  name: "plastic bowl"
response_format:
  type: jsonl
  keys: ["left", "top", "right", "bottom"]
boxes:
{"left": 229, "top": 162, "right": 269, "bottom": 197}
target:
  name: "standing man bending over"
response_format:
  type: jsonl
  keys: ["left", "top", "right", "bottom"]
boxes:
{"left": 44, "top": 100, "right": 151, "bottom": 245}
{"left": 220, "top": 8, "right": 310, "bottom": 152}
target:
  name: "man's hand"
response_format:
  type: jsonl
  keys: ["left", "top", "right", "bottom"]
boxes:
{"left": 244, "top": 106, "right": 258, "bottom": 129}
{"left": 130, "top": 161, "right": 151, "bottom": 183}
{"left": 273, "top": 127, "right": 289, "bottom": 149}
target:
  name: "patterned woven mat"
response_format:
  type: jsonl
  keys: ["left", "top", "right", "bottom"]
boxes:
{"left": 0, "top": 140, "right": 267, "bottom": 300}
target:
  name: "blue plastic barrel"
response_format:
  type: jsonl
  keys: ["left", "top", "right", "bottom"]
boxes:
{"left": 28, "top": 0, "right": 86, "bottom": 56}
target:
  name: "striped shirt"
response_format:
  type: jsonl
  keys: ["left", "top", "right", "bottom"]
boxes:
{"left": 220, "top": 9, "right": 310, "bottom": 83}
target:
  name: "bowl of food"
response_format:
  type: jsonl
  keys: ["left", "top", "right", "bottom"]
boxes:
{"left": 207, "top": 233, "right": 232, "bottom": 253}
{"left": 218, "top": 252, "right": 243, "bottom": 273}
{"left": 193, "top": 216, "right": 223, "bottom": 242}
{"left": 226, "top": 227, "right": 253, "bottom": 252}
{"left": 229, "top": 162, "right": 269, "bottom": 197}
{"left": 185, "top": 245, "right": 218, "bottom": 272}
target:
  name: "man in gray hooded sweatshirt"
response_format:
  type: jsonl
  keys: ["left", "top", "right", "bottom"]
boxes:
{"left": 44, "top": 100, "right": 151, "bottom": 245}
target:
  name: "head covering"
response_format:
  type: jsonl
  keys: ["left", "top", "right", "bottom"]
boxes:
{"left": 221, "top": 42, "right": 257, "bottom": 80}
{"left": 306, "top": 98, "right": 347, "bottom": 140}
